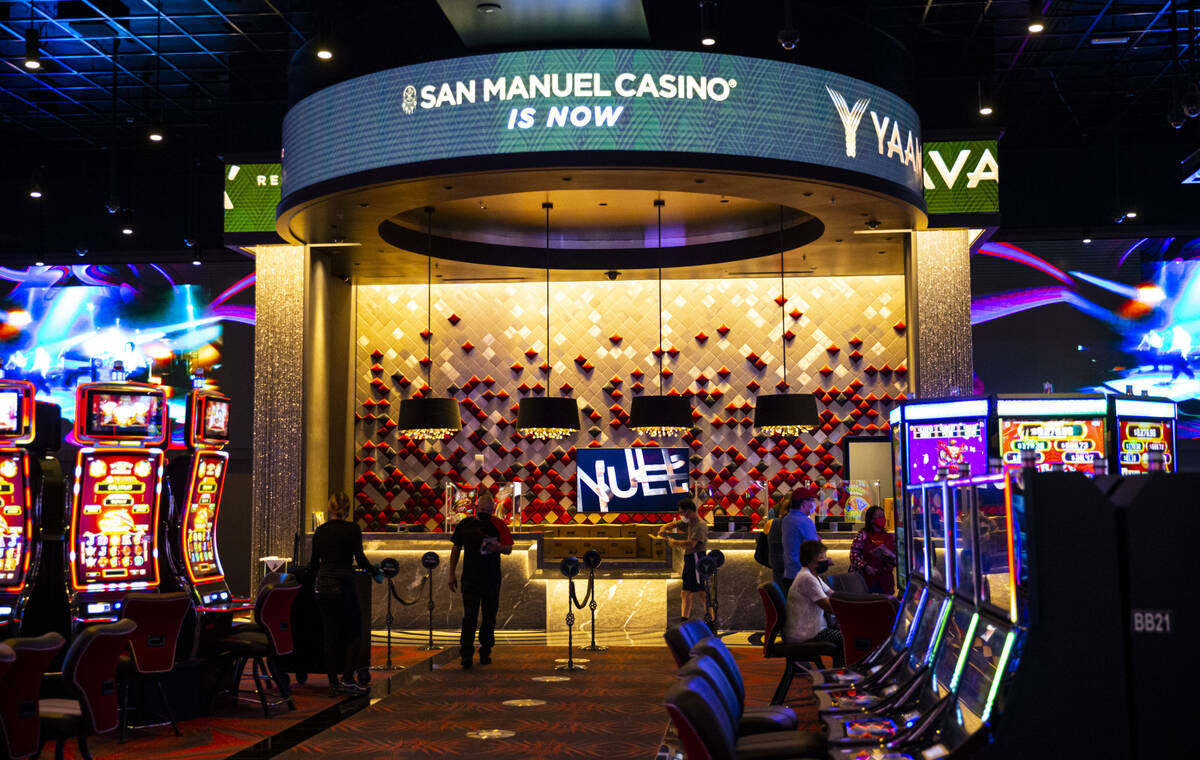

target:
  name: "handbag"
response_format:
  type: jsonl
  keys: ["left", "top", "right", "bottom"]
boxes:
{"left": 753, "top": 526, "right": 772, "bottom": 568}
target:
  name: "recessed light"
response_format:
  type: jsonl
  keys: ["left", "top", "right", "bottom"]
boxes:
{"left": 1090, "top": 35, "right": 1130, "bottom": 46}
{"left": 979, "top": 106, "right": 994, "bottom": 116}
{"left": 719, "top": 198, "right": 729, "bottom": 203}
{"left": 694, "top": 178, "right": 705, "bottom": 184}
{"left": 1126, "top": 211, "right": 1137, "bottom": 219}
{"left": 316, "top": 48, "right": 333, "bottom": 60}
{"left": 1027, "top": 21, "right": 1045, "bottom": 33}
{"left": 192, "top": 260, "right": 202, "bottom": 266}
{"left": 121, "top": 227, "right": 134, "bottom": 235}
{"left": 1082, "top": 238, "right": 1092, "bottom": 244}
{"left": 477, "top": 2, "right": 501, "bottom": 13}
{"left": 34, "top": 261, "right": 44, "bottom": 267}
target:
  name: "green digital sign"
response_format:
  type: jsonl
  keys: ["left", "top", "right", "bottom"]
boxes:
{"left": 922, "top": 140, "right": 999, "bottom": 215}
{"left": 223, "top": 162, "right": 282, "bottom": 234}
{"left": 282, "top": 49, "right": 924, "bottom": 206}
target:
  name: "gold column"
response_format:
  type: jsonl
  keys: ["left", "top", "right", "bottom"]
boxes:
{"left": 251, "top": 245, "right": 306, "bottom": 578}
{"left": 906, "top": 229, "right": 974, "bottom": 397}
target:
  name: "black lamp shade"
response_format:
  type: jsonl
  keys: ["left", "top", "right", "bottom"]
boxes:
{"left": 629, "top": 395, "right": 693, "bottom": 436}
{"left": 396, "top": 396, "right": 462, "bottom": 438}
{"left": 753, "top": 393, "right": 819, "bottom": 434}
{"left": 516, "top": 397, "right": 580, "bottom": 438}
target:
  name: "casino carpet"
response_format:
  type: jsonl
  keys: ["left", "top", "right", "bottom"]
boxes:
{"left": 50, "top": 642, "right": 825, "bottom": 759}
{"left": 48, "top": 645, "right": 434, "bottom": 760}
{"left": 269, "top": 644, "right": 823, "bottom": 759}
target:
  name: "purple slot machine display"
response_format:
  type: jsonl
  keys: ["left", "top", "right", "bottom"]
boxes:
{"left": 68, "top": 382, "right": 167, "bottom": 625}
{"left": 995, "top": 395, "right": 1108, "bottom": 474}
{"left": 0, "top": 380, "right": 37, "bottom": 633}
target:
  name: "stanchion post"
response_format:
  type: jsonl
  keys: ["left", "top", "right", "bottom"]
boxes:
{"left": 372, "top": 558, "right": 402, "bottom": 671}
{"left": 419, "top": 551, "right": 443, "bottom": 652}
{"left": 698, "top": 550, "right": 725, "bottom": 634}
{"left": 555, "top": 557, "right": 587, "bottom": 671}
{"left": 579, "top": 550, "right": 607, "bottom": 653}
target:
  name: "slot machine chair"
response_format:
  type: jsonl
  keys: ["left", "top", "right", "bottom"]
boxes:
{"left": 663, "top": 675, "right": 828, "bottom": 760}
{"left": 37, "top": 619, "right": 136, "bottom": 760}
{"left": 0, "top": 632, "right": 65, "bottom": 760}
{"left": 663, "top": 619, "right": 714, "bottom": 667}
{"left": 757, "top": 582, "right": 841, "bottom": 704}
{"left": 117, "top": 592, "right": 192, "bottom": 742}
{"left": 218, "top": 578, "right": 301, "bottom": 718}
{"left": 688, "top": 638, "right": 800, "bottom": 734}
{"left": 677, "top": 656, "right": 805, "bottom": 738}
{"left": 827, "top": 594, "right": 900, "bottom": 667}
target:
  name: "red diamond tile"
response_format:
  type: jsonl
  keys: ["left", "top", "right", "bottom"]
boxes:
{"left": 819, "top": 365, "right": 834, "bottom": 376}
{"left": 461, "top": 341, "right": 474, "bottom": 353}
{"left": 525, "top": 348, "right": 539, "bottom": 360}
{"left": 695, "top": 332, "right": 708, "bottom": 343}
{"left": 789, "top": 308, "right": 802, "bottom": 320}
{"left": 827, "top": 344, "right": 840, "bottom": 354}
{"left": 510, "top": 362, "right": 523, "bottom": 372}
{"left": 717, "top": 324, "right": 730, "bottom": 336}
{"left": 419, "top": 328, "right": 432, "bottom": 340}
{"left": 447, "top": 313, "right": 461, "bottom": 325}
{"left": 609, "top": 333, "right": 622, "bottom": 344}
{"left": 894, "top": 320, "right": 906, "bottom": 333}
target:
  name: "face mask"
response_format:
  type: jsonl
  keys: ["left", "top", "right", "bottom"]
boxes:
{"left": 815, "top": 559, "right": 832, "bottom": 574}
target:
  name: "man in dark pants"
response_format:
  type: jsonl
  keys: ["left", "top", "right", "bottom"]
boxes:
{"left": 308, "top": 493, "right": 381, "bottom": 696}
{"left": 448, "top": 489, "right": 513, "bottom": 669}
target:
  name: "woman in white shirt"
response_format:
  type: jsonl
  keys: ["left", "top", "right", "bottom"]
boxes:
{"left": 784, "top": 540, "right": 844, "bottom": 657}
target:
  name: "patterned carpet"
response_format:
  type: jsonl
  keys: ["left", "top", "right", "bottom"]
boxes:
{"left": 48, "top": 645, "right": 436, "bottom": 760}
{"left": 270, "top": 645, "right": 823, "bottom": 759}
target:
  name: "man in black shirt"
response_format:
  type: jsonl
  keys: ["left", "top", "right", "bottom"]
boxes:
{"left": 449, "top": 489, "right": 513, "bottom": 669}
{"left": 308, "top": 493, "right": 380, "bottom": 696}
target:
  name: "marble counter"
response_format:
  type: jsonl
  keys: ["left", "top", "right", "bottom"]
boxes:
{"left": 303, "top": 530, "right": 858, "bottom": 633}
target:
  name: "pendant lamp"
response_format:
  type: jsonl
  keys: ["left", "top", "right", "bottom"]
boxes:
{"left": 396, "top": 207, "right": 463, "bottom": 440}
{"left": 630, "top": 199, "right": 693, "bottom": 438}
{"left": 753, "top": 206, "right": 819, "bottom": 436}
{"left": 516, "top": 202, "right": 580, "bottom": 439}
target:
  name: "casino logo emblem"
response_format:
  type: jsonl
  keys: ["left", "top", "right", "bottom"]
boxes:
{"left": 402, "top": 85, "right": 417, "bottom": 115}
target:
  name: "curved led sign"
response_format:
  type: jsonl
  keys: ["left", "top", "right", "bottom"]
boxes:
{"left": 282, "top": 49, "right": 922, "bottom": 208}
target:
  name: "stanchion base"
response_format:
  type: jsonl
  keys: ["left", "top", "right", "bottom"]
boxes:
{"left": 554, "top": 662, "right": 588, "bottom": 671}
{"left": 579, "top": 644, "right": 608, "bottom": 652}
{"left": 419, "top": 645, "right": 445, "bottom": 651}
{"left": 370, "top": 664, "right": 404, "bottom": 671}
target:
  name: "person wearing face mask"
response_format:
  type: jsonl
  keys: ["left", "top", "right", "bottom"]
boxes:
{"left": 449, "top": 489, "right": 514, "bottom": 669}
{"left": 780, "top": 484, "right": 821, "bottom": 592}
{"left": 784, "top": 539, "right": 843, "bottom": 660}
{"left": 849, "top": 505, "right": 897, "bottom": 595}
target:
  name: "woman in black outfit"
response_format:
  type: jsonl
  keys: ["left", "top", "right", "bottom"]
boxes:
{"left": 308, "top": 493, "right": 380, "bottom": 696}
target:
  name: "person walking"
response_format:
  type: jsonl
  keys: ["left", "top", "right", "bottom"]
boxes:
{"left": 449, "top": 489, "right": 513, "bottom": 669}
{"left": 780, "top": 485, "right": 820, "bottom": 592}
{"left": 308, "top": 492, "right": 381, "bottom": 696}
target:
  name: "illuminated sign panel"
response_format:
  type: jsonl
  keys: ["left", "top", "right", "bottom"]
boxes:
{"left": 998, "top": 418, "right": 1105, "bottom": 472}
{"left": 922, "top": 140, "right": 999, "bottom": 214}
{"left": 183, "top": 451, "right": 228, "bottom": 583}
{"left": 223, "top": 163, "right": 282, "bottom": 234}
{"left": 283, "top": 49, "right": 922, "bottom": 203}
{"left": 576, "top": 447, "right": 689, "bottom": 512}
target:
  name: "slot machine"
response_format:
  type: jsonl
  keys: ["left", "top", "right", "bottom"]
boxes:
{"left": 165, "top": 389, "right": 240, "bottom": 610}
{"left": 0, "top": 380, "right": 37, "bottom": 633}
{"left": 1109, "top": 395, "right": 1177, "bottom": 475}
{"left": 995, "top": 394, "right": 1109, "bottom": 474}
{"left": 67, "top": 382, "right": 168, "bottom": 625}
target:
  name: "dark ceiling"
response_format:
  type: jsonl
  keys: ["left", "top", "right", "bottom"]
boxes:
{"left": 1, "top": 0, "right": 1198, "bottom": 262}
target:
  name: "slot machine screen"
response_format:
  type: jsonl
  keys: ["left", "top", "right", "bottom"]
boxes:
{"left": 905, "top": 420, "right": 989, "bottom": 484}
{"left": 933, "top": 605, "right": 976, "bottom": 694}
{"left": 83, "top": 389, "right": 165, "bottom": 441}
{"left": 954, "top": 618, "right": 1016, "bottom": 733}
{"left": 0, "top": 391, "right": 20, "bottom": 434}
{"left": 1117, "top": 419, "right": 1174, "bottom": 474}
{"left": 201, "top": 398, "right": 231, "bottom": 442}
{"left": 184, "top": 451, "right": 226, "bottom": 583}
{"left": 0, "top": 452, "right": 30, "bottom": 589}
{"left": 71, "top": 451, "right": 160, "bottom": 588}
{"left": 998, "top": 418, "right": 1105, "bottom": 473}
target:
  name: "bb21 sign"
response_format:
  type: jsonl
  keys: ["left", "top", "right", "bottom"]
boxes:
{"left": 922, "top": 140, "right": 999, "bottom": 215}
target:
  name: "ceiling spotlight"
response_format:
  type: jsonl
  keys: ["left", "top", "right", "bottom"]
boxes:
{"left": 148, "top": 128, "right": 164, "bottom": 142}
{"left": 1183, "top": 85, "right": 1200, "bottom": 118}
{"left": 1027, "top": 20, "right": 1045, "bottom": 33}
{"left": 191, "top": 260, "right": 202, "bottom": 266}
{"left": 1126, "top": 211, "right": 1137, "bottom": 219}
{"left": 1082, "top": 237, "right": 1092, "bottom": 244}
{"left": 1027, "top": 1, "right": 1045, "bottom": 35}
{"left": 476, "top": 2, "right": 501, "bottom": 12}
{"left": 24, "top": 28, "right": 41, "bottom": 70}
{"left": 75, "top": 248, "right": 87, "bottom": 256}
{"left": 121, "top": 226, "right": 134, "bottom": 235}
{"left": 34, "top": 261, "right": 44, "bottom": 267}
{"left": 777, "top": 0, "right": 798, "bottom": 50}
{"left": 979, "top": 105, "right": 994, "bottom": 116}
{"left": 316, "top": 46, "right": 332, "bottom": 60}
{"left": 699, "top": 1, "right": 717, "bottom": 46}
{"left": 29, "top": 187, "right": 42, "bottom": 199}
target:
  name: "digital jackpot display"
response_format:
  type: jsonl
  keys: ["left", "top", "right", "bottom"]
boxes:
{"left": 999, "top": 418, "right": 1106, "bottom": 472}
{"left": 1117, "top": 420, "right": 1175, "bottom": 474}
{"left": 223, "top": 162, "right": 282, "bottom": 234}
{"left": 283, "top": 49, "right": 923, "bottom": 205}
{"left": 0, "top": 452, "right": 30, "bottom": 589}
{"left": 183, "top": 451, "right": 227, "bottom": 583}
{"left": 87, "top": 391, "right": 164, "bottom": 440}
{"left": 70, "top": 450, "right": 162, "bottom": 589}
{"left": 906, "top": 420, "right": 989, "bottom": 484}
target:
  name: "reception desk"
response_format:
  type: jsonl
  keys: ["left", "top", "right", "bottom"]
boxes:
{"left": 303, "top": 530, "right": 855, "bottom": 635}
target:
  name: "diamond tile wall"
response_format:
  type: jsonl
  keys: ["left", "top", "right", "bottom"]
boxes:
{"left": 353, "top": 276, "right": 908, "bottom": 531}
